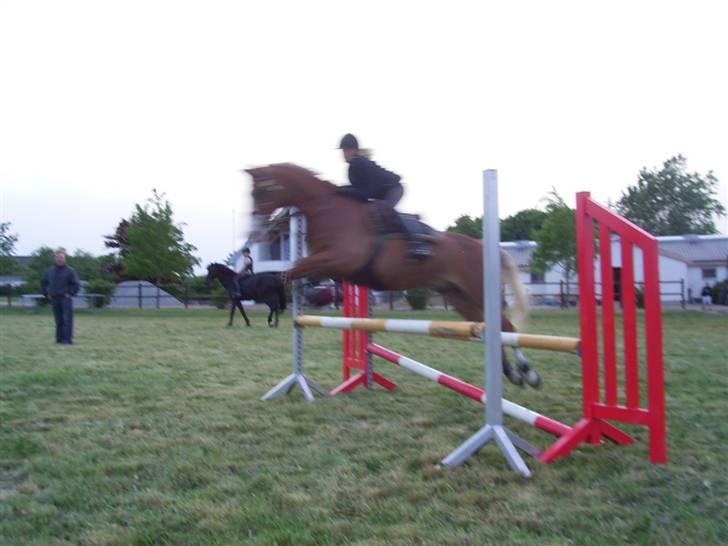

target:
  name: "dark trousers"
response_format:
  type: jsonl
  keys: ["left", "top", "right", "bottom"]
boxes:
{"left": 382, "top": 184, "right": 404, "bottom": 209}
{"left": 51, "top": 297, "right": 74, "bottom": 343}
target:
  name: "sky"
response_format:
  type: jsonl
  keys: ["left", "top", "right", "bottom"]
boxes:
{"left": 1, "top": 0, "right": 727, "bottom": 272}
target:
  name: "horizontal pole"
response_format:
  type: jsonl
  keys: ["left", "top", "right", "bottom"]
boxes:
{"left": 296, "top": 315, "right": 580, "bottom": 354}
{"left": 368, "top": 344, "right": 571, "bottom": 438}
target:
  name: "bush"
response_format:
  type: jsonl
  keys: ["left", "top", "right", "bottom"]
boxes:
{"left": 712, "top": 280, "right": 728, "bottom": 305}
{"left": 405, "top": 287, "right": 431, "bottom": 310}
{"left": 85, "top": 280, "right": 116, "bottom": 308}
{"left": 635, "top": 286, "right": 644, "bottom": 309}
{"left": 211, "top": 286, "right": 229, "bottom": 309}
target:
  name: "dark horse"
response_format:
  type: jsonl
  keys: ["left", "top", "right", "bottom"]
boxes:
{"left": 206, "top": 263, "right": 287, "bottom": 327}
{"left": 246, "top": 163, "right": 540, "bottom": 387}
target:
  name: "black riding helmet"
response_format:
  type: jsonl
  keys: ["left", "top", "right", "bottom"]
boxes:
{"left": 338, "top": 133, "right": 359, "bottom": 150}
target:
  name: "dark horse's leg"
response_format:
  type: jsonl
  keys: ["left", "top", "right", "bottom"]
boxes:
{"left": 238, "top": 300, "right": 251, "bottom": 327}
{"left": 228, "top": 297, "right": 235, "bottom": 326}
{"left": 265, "top": 299, "right": 278, "bottom": 327}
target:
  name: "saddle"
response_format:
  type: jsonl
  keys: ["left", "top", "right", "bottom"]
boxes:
{"left": 345, "top": 200, "right": 438, "bottom": 290}
{"left": 367, "top": 200, "right": 437, "bottom": 241}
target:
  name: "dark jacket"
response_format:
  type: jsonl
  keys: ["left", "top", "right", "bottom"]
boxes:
{"left": 340, "top": 155, "right": 402, "bottom": 200}
{"left": 701, "top": 285, "right": 713, "bottom": 297}
{"left": 41, "top": 265, "right": 81, "bottom": 298}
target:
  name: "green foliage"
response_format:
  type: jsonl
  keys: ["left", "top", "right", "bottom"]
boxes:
{"left": 446, "top": 215, "right": 482, "bottom": 239}
{"left": 501, "top": 208, "right": 547, "bottom": 241}
{"left": 66, "top": 250, "right": 116, "bottom": 282}
{"left": 84, "top": 279, "right": 115, "bottom": 307}
{"left": 121, "top": 189, "right": 200, "bottom": 283}
{"left": 24, "top": 246, "right": 55, "bottom": 289}
{"left": 0, "top": 221, "right": 18, "bottom": 255}
{"left": 405, "top": 287, "right": 431, "bottom": 310}
{"left": 0, "top": 255, "right": 22, "bottom": 275}
{"left": 0, "top": 222, "right": 21, "bottom": 274}
{"left": 211, "top": 286, "right": 229, "bottom": 309}
{"left": 531, "top": 190, "right": 577, "bottom": 282}
{"left": 616, "top": 155, "right": 726, "bottom": 235}
{"left": 711, "top": 280, "right": 728, "bottom": 305}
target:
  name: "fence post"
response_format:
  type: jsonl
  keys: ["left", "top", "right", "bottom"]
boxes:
{"left": 138, "top": 283, "right": 142, "bottom": 309}
{"left": 559, "top": 279, "right": 565, "bottom": 308}
{"left": 6, "top": 284, "right": 11, "bottom": 308}
{"left": 156, "top": 285, "right": 160, "bottom": 309}
{"left": 680, "top": 279, "right": 685, "bottom": 309}
{"left": 184, "top": 282, "right": 189, "bottom": 309}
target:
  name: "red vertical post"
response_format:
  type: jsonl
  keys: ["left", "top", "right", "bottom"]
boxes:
{"left": 599, "top": 224, "right": 617, "bottom": 407}
{"left": 576, "top": 192, "right": 599, "bottom": 424}
{"left": 620, "top": 239, "right": 639, "bottom": 408}
{"left": 331, "top": 283, "right": 397, "bottom": 395}
{"left": 643, "top": 244, "right": 667, "bottom": 463}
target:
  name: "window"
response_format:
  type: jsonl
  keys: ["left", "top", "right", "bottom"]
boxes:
{"left": 702, "top": 268, "right": 717, "bottom": 279}
{"left": 530, "top": 272, "right": 545, "bottom": 284}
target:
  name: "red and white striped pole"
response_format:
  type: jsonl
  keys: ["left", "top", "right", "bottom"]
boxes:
{"left": 367, "top": 343, "right": 571, "bottom": 439}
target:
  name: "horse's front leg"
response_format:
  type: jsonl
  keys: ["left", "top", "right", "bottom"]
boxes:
{"left": 238, "top": 301, "right": 251, "bottom": 327}
{"left": 286, "top": 252, "right": 343, "bottom": 281}
{"left": 227, "top": 298, "right": 235, "bottom": 327}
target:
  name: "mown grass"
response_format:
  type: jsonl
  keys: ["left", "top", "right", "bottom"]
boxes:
{"left": 0, "top": 306, "right": 726, "bottom": 545}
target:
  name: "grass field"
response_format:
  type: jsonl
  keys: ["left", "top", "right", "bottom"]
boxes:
{"left": 0, "top": 306, "right": 726, "bottom": 545}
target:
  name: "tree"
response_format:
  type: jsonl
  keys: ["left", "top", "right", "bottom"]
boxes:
{"left": 500, "top": 209, "right": 547, "bottom": 241}
{"left": 531, "top": 190, "right": 577, "bottom": 286}
{"left": 120, "top": 190, "right": 199, "bottom": 284}
{"left": 66, "top": 250, "right": 115, "bottom": 282}
{"left": 616, "top": 155, "right": 726, "bottom": 235}
{"left": 0, "top": 222, "right": 21, "bottom": 274}
{"left": 24, "top": 246, "right": 56, "bottom": 289}
{"left": 446, "top": 215, "right": 482, "bottom": 239}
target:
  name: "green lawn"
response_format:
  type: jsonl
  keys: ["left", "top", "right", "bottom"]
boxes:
{"left": 0, "top": 306, "right": 726, "bottom": 545}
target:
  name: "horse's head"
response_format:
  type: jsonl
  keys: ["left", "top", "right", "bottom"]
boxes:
{"left": 205, "top": 263, "right": 218, "bottom": 286}
{"left": 206, "top": 263, "right": 231, "bottom": 287}
{"left": 245, "top": 163, "right": 336, "bottom": 216}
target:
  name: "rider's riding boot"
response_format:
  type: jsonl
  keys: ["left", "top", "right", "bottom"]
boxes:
{"left": 408, "top": 237, "right": 432, "bottom": 260}
{"left": 400, "top": 214, "right": 431, "bottom": 260}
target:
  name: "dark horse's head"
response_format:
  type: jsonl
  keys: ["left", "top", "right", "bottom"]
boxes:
{"left": 206, "top": 263, "right": 234, "bottom": 288}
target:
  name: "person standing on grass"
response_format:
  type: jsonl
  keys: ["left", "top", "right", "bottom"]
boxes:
{"left": 701, "top": 282, "right": 713, "bottom": 311}
{"left": 41, "top": 249, "right": 80, "bottom": 344}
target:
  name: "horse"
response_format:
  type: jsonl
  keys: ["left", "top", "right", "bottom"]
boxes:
{"left": 245, "top": 163, "right": 540, "bottom": 387}
{"left": 206, "top": 263, "right": 287, "bottom": 327}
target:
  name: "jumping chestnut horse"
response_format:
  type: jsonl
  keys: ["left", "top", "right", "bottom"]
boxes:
{"left": 246, "top": 163, "right": 540, "bottom": 387}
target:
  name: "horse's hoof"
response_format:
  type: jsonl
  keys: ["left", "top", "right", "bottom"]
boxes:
{"left": 505, "top": 369, "right": 524, "bottom": 386}
{"left": 245, "top": 323, "right": 251, "bottom": 327}
{"left": 521, "top": 369, "right": 542, "bottom": 388}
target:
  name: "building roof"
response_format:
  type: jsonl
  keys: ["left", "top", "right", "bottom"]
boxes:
{"left": 655, "top": 235, "right": 728, "bottom": 265}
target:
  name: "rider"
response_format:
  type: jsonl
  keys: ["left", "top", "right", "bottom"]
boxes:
{"left": 232, "top": 247, "right": 254, "bottom": 298}
{"left": 338, "top": 133, "right": 431, "bottom": 260}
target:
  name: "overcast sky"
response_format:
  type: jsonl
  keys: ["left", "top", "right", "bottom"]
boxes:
{"left": 1, "top": 0, "right": 726, "bottom": 272}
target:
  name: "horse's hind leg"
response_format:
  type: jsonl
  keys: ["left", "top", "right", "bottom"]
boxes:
{"left": 266, "top": 305, "right": 275, "bottom": 327}
{"left": 447, "top": 290, "right": 531, "bottom": 387}
{"left": 513, "top": 348, "right": 541, "bottom": 388}
{"left": 228, "top": 301, "right": 235, "bottom": 327}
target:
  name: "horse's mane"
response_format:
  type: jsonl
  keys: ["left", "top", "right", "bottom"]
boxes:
{"left": 268, "top": 163, "right": 337, "bottom": 193}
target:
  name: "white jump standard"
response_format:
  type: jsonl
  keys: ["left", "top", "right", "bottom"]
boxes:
{"left": 261, "top": 212, "right": 328, "bottom": 402}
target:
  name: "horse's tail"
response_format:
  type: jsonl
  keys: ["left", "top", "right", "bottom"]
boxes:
{"left": 501, "top": 250, "right": 529, "bottom": 331}
{"left": 277, "top": 276, "right": 287, "bottom": 312}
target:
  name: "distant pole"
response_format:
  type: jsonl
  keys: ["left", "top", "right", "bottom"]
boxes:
{"left": 232, "top": 209, "right": 236, "bottom": 253}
